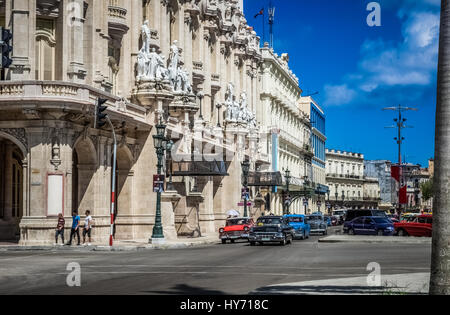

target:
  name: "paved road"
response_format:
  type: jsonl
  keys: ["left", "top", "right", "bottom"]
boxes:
{"left": 0, "top": 233, "right": 431, "bottom": 295}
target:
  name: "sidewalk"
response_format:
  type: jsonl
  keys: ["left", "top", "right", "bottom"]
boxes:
{"left": 319, "top": 235, "right": 432, "bottom": 244}
{"left": 252, "top": 273, "right": 430, "bottom": 295}
{"left": 0, "top": 235, "right": 220, "bottom": 252}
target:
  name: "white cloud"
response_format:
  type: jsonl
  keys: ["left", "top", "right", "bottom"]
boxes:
{"left": 324, "top": 84, "right": 357, "bottom": 106}
{"left": 322, "top": 3, "right": 440, "bottom": 107}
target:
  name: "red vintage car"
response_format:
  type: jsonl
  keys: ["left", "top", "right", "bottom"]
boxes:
{"left": 394, "top": 215, "right": 433, "bottom": 237}
{"left": 219, "top": 217, "right": 255, "bottom": 244}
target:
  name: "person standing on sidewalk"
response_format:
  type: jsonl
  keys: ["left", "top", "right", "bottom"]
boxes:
{"left": 54, "top": 213, "right": 65, "bottom": 245}
{"left": 66, "top": 210, "right": 81, "bottom": 246}
{"left": 82, "top": 210, "right": 93, "bottom": 246}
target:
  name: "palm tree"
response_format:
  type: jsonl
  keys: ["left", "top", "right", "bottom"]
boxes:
{"left": 430, "top": 0, "right": 450, "bottom": 295}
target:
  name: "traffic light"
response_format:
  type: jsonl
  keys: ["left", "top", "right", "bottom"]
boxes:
{"left": 95, "top": 98, "right": 108, "bottom": 129}
{"left": 0, "top": 27, "right": 13, "bottom": 69}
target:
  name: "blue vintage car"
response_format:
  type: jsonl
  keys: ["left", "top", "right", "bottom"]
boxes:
{"left": 284, "top": 215, "right": 311, "bottom": 240}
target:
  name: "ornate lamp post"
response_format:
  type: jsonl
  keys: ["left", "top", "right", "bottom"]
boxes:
{"left": 341, "top": 191, "right": 345, "bottom": 209}
{"left": 283, "top": 168, "right": 291, "bottom": 215}
{"left": 166, "top": 140, "right": 174, "bottom": 191}
{"left": 151, "top": 118, "right": 167, "bottom": 242}
{"left": 196, "top": 91, "right": 204, "bottom": 121}
{"left": 241, "top": 159, "right": 250, "bottom": 218}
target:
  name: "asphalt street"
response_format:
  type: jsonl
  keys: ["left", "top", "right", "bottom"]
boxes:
{"left": 0, "top": 231, "right": 431, "bottom": 295}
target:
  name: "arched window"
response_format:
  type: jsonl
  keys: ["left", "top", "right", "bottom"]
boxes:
{"left": 35, "top": 18, "right": 56, "bottom": 80}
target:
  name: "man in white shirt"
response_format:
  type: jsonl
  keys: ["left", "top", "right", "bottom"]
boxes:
{"left": 82, "top": 210, "right": 93, "bottom": 246}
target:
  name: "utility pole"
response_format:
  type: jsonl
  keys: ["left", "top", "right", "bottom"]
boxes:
{"left": 268, "top": 1, "right": 275, "bottom": 49}
{"left": 384, "top": 105, "right": 417, "bottom": 216}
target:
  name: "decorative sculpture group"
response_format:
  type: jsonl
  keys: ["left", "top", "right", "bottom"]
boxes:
{"left": 224, "top": 83, "right": 257, "bottom": 128}
{"left": 137, "top": 21, "right": 192, "bottom": 94}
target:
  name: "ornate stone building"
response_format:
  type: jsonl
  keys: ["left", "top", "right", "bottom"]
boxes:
{"left": 0, "top": 0, "right": 269, "bottom": 244}
{"left": 0, "top": 0, "right": 328, "bottom": 244}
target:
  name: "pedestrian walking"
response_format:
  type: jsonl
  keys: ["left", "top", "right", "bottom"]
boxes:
{"left": 54, "top": 213, "right": 65, "bottom": 245}
{"left": 82, "top": 210, "right": 94, "bottom": 246}
{"left": 66, "top": 210, "right": 81, "bottom": 246}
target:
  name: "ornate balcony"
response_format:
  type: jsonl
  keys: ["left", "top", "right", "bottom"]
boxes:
{"left": 108, "top": 1, "right": 129, "bottom": 35}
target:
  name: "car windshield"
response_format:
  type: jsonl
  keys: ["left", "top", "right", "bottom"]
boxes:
{"left": 257, "top": 218, "right": 282, "bottom": 225}
{"left": 287, "top": 217, "right": 303, "bottom": 223}
{"left": 226, "top": 219, "right": 249, "bottom": 226}
{"left": 373, "top": 218, "right": 390, "bottom": 224}
{"left": 307, "top": 216, "right": 322, "bottom": 221}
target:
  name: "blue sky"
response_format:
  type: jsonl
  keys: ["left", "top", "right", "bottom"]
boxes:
{"left": 244, "top": 0, "right": 440, "bottom": 167}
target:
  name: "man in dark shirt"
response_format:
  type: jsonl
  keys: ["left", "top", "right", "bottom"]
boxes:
{"left": 66, "top": 210, "right": 81, "bottom": 246}
{"left": 55, "top": 213, "right": 65, "bottom": 245}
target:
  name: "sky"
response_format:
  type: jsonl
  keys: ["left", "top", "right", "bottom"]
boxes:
{"left": 244, "top": 0, "right": 441, "bottom": 167}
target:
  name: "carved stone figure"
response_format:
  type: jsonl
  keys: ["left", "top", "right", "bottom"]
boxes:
{"left": 168, "top": 40, "right": 180, "bottom": 86}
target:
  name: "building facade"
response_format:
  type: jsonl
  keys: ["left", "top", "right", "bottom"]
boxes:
{"left": 326, "top": 149, "right": 381, "bottom": 210}
{"left": 256, "top": 46, "right": 314, "bottom": 215}
{"left": 0, "top": 0, "right": 327, "bottom": 244}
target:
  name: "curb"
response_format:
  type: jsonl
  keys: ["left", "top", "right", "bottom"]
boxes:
{"left": 0, "top": 240, "right": 219, "bottom": 252}
{"left": 318, "top": 236, "right": 432, "bottom": 245}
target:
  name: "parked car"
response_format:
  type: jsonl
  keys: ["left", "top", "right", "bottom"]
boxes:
{"left": 219, "top": 217, "right": 255, "bottom": 244}
{"left": 332, "top": 210, "right": 347, "bottom": 225}
{"left": 387, "top": 214, "right": 399, "bottom": 223}
{"left": 323, "top": 215, "right": 332, "bottom": 227}
{"left": 331, "top": 216, "right": 339, "bottom": 226}
{"left": 344, "top": 209, "right": 388, "bottom": 222}
{"left": 249, "top": 216, "right": 295, "bottom": 246}
{"left": 395, "top": 215, "right": 432, "bottom": 237}
{"left": 343, "top": 216, "right": 395, "bottom": 236}
{"left": 306, "top": 214, "right": 328, "bottom": 235}
{"left": 284, "top": 214, "right": 311, "bottom": 240}
{"left": 400, "top": 213, "right": 420, "bottom": 222}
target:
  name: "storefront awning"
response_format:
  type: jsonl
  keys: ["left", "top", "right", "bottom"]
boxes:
{"left": 248, "top": 171, "right": 283, "bottom": 187}
{"left": 171, "top": 160, "right": 229, "bottom": 177}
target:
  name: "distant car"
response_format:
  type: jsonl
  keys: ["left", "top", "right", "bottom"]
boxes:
{"left": 343, "top": 216, "right": 394, "bottom": 236}
{"left": 323, "top": 216, "right": 332, "bottom": 227}
{"left": 395, "top": 215, "right": 432, "bottom": 237}
{"left": 249, "top": 216, "right": 295, "bottom": 246}
{"left": 331, "top": 216, "right": 339, "bottom": 226}
{"left": 306, "top": 214, "right": 328, "bottom": 235}
{"left": 219, "top": 217, "right": 255, "bottom": 244}
{"left": 284, "top": 214, "right": 311, "bottom": 240}
{"left": 344, "top": 209, "right": 388, "bottom": 222}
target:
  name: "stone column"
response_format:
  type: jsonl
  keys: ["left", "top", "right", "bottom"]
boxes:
{"left": 65, "top": 0, "right": 87, "bottom": 83}
{"left": 160, "top": 0, "right": 170, "bottom": 56}
{"left": 203, "top": 29, "right": 212, "bottom": 123}
{"left": 9, "top": 0, "right": 36, "bottom": 80}
{"left": 197, "top": 176, "right": 215, "bottom": 234}
{"left": 3, "top": 143, "right": 13, "bottom": 221}
{"left": 183, "top": 12, "right": 193, "bottom": 74}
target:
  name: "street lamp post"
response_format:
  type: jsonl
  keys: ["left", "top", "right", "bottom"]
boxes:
{"left": 166, "top": 140, "right": 174, "bottom": 191}
{"left": 342, "top": 191, "right": 345, "bottom": 209}
{"left": 241, "top": 159, "right": 250, "bottom": 218}
{"left": 151, "top": 118, "right": 167, "bottom": 242}
{"left": 196, "top": 91, "right": 204, "bottom": 121}
{"left": 216, "top": 103, "right": 222, "bottom": 127}
{"left": 283, "top": 168, "right": 291, "bottom": 215}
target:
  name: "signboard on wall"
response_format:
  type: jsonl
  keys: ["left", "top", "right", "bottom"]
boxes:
{"left": 153, "top": 175, "right": 165, "bottom": 193}
{"left": 47, "top": 174, "right": 63, "bottom": 216}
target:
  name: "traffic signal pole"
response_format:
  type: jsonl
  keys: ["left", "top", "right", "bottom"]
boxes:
{"left": 94, "top": 98, "right": 117, "bottom": 246}
{"left": 106, "top": 116, "right": 117, "bottom": 247}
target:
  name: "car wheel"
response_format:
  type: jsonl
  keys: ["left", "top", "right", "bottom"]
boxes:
{"left": 323, "top": 230, "right": 328, "bottom": 236}
{"left": 349, "top": 228, "right": 355, "bottom": 235}
{"left": 258, "top": 242, "right": 264, "bottom": 246}
{"left": 250, "top": 242, "right": 256, "bottom": 246}
{"left": 377, "top": 230, "right": 384, "bottom": 236}
{"left": 398, "top": 229, "right": 408, "bottom": 237}
{"left": 302, "top": 231, "right": 306, "bottom": 240}
{"left": 280, "top": 237, "right": 286, "bottom": 246}
{"left": 287, "top": 235, "right": 293, "bottom": 244}
{"left": 231, "top": 240, "right": 235, "bottom": 244}
{"left": 221, "top": 239, "right": 227, "bottom": 244}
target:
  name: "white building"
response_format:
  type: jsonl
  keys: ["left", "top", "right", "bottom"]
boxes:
{"left": 326, "top": 149, "right": 381, "bottom": 210}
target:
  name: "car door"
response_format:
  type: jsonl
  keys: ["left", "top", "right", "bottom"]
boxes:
{"left": 352, "top": 217, "right": 364, "bottom": 234}
{"left": 363, "top": 218, "right": 376, "bottom": 235}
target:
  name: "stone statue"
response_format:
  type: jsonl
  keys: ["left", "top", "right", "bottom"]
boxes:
{"left": 137, "top": 47, "right": 149, "bottom": 81}
{"left": 238, "top": 92, "right": 248, "bottom": 123}
{"left": 168, "top": 40, "right": 180, "bottom": 87}
{"left": 141, "top": 20, "right": 151, "bottom": 54}
{"left": 225, "top": 83, "right": 238, "bottom": 122}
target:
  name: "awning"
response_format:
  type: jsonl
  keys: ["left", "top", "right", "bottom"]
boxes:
{"left": 171, "top": 160, "right": 229, "bottom": 177}
{"left": 315, "top": 184, "right": 330, "bottom": 195}
{"left": 248, "top": 171, "right": 282, "bottom": 187}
